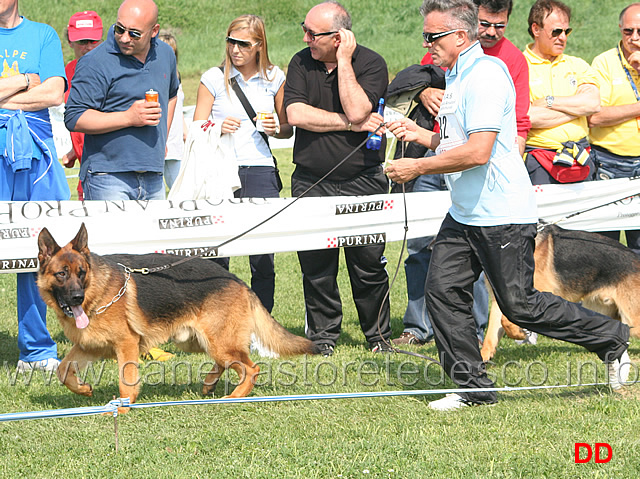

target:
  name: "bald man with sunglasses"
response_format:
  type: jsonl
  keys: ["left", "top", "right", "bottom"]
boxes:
{"left": 524, "top": 0, "right": 600, "bottom": 185}
{"left": 65, "top": 0, "right": 179, "bottom": 200}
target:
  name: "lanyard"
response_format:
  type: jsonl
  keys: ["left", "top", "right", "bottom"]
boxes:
{"left": 617, "top": 45, "right": 640, "bottom": 101}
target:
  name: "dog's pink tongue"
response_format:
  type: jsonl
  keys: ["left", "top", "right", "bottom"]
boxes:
{"left": 72, "top": 305, "right": 89, "bottom": 329}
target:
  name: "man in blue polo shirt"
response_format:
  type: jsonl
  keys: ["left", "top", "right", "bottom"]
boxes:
{"left": 65, "top": 0, "right": 178, "bottom": 200}
{"left": 386, "top": 0, "right": 630, "bottom": 410}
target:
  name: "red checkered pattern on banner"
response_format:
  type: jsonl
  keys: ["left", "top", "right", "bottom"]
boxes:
{"left": 212, "top": 216, "right": 224, "bottom": 224}
{"left": 534, "top": 185, "right": 544, "bottom": 193}
{"left": 384, "top": 200, "right": 394, "bottom": 210}
{"left": 31, "top": 227, "right": 42, "bottom": 237}
{"left": 155, "top": 250, "right": 166, "bottom": 254}
{"left": 327, "top": 237, "right": 338, "bottom": 248}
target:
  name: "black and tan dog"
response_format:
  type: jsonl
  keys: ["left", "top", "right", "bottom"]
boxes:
{"left": 37, "top": 224, "right": 314, "bottom": 411}
{"left": 481, "top": 224, "right": 640, "bottom": 361}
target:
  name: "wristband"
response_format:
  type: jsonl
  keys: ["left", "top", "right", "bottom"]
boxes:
{"left": 23, "top": 73, "right": 30, "bottom": 91}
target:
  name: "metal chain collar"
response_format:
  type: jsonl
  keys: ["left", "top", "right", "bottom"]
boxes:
{"left": 95, "top": 264, "right": 131, "bottom": 315}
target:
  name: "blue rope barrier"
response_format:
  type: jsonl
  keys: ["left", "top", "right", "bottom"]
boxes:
{"left": 0, "top": 382, "right": 609, "bottom": 422}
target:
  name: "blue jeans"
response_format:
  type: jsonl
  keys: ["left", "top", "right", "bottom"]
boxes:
{"left": 164, "top": 159, "right": 182, "bottom": 190}
{"left": 403, "top": 173, "right": 488, "bottom": 342}
{"left": 592, "top": 146, "right": 640, "bottom": 254}
{"left": 83, "top": 171, "right": 165, "bottom": 200}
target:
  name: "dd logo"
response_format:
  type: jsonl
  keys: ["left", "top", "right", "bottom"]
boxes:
{"left": 574, "top": 443, "right": 613, "bottom": 463}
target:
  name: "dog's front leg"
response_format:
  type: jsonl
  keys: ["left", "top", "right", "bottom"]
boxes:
{"left": 115, "top": 340, "right": 142, "bottom": 411}
{"left": 57, "top": 345, "right": 97, "bottom": 397}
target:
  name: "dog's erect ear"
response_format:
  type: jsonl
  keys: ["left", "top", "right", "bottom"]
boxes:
{"left": 37, "top": 228, "right": 61, "bottom": 269}
{"left": 70, "top": 223, "right": 90, "bottom": 254}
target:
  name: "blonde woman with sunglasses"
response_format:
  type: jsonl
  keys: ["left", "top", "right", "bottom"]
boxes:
{"left": 192, "top": 14, "right": 292, "bottom": 313}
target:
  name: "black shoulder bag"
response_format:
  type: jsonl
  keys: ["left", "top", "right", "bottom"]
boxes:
{"left": 229, "top": 76, "right": 284, "bottom": 192}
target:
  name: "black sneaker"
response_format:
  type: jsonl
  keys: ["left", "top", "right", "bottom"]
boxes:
{"left": 314, "top": 343, "right": 335, "bottom": 357}
{"left": 369, "top": 341, "right": 394, "bottom": 353}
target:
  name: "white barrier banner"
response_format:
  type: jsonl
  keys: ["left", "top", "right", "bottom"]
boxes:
{"left": 1, "top": 177, "right": 639, "bottom": 273}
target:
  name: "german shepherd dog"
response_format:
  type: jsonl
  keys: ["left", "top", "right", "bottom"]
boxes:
{"left": 37, "top": 224, "right": 314, "bottom": 411}
{"left": 481, "top": 224, "right": 640, "bottom": 361}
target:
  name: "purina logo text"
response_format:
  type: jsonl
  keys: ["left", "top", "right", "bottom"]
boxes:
{"left": 328, "top": 233, "right": 386, "bottom": 248}
{"left": 335, "top": 200, "right": 385, "bottom": 215}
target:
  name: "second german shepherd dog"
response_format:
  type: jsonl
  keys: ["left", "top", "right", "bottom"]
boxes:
{"left": 481, "top": 224, "right": 640, "bottom": 362}
{"left": 37, "top": 224, "right": 314, "bottom": 411}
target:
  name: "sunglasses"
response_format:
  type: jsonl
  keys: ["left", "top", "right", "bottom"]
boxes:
{"left": 622, "top": 27, "right": 640, "bottom": 36}
{"left": 300, "top": 22, "right": 338, "bottom": 39}
{"left": 550, "top": 27, "right": 572, "bottom": 37}
{"left": 114, "top": 24, "right": 143, "bottom": 40}
{"left": 225, "top": 36, "right": 260, "bottom": 50}
{"left": 479, "top": 21, "right": 506, "bottom": 30}
{"left": 74, "top": 39, "right": 100, "bottom": 46}
{"left": 422, "top": 29, "right": 465, "bottom": 44}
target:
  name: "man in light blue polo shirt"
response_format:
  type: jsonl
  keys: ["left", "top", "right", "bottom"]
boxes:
{"left": 386, "top": 0, "right": 630, "bottom": 410}
{"left": 65, "top": 0, "right": 179, "bottom": 200}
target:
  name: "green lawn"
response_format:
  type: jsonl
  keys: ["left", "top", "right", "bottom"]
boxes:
{"left": 3, "top": 1, "right": 639, "bottom": 477}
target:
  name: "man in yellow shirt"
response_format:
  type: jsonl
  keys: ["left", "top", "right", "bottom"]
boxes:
{"left": 524, "top": 0, "right": 600, "bottom": 185}
{"left": 589, "top": 3, "right": 640, "bottom": 254}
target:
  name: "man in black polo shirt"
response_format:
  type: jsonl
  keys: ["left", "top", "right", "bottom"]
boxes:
{"left": 284, "top": 1, "right": 391, "bottom": 356}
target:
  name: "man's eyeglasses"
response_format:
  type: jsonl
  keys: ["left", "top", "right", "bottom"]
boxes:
{"left": 114, "top": 24, "right": 143, "bottom": 40}
{"left": 550, "top": 27, "right": 572, "bottom": 37}
{"left": 422, "top": 29, "right": 466, "bottom": 44}
{"left": 479, "top": 21, "right": 506, "bottom": 30}
{"left": 301, "top": 22, "right": 338, "bottom": 39}
{"left": 622, "top": 27, "right": 640, "bottom": 36}
{"left": 226, "top": 36, "right": 259, "bottom": 50}
{"left": 74, "top": 39, "right": 100, "bottom": 46}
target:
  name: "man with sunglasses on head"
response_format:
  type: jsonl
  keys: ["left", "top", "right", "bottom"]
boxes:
{"left": 65, "top": 0, "right": 179, "bottom": 201}
{"left": 284, "top": 1, "right": 392, "bottom": 356}
{"left": 588, "top": 3, "right": 640, "bottom": 255}
{"left": 61, "top": 10, "right": 103, "bottom": 201}
{"left": 385, "top": 0, "right": 630, "bottom": 411}
{"left": 524, "top": 0, "right": 600, "bottom": 185}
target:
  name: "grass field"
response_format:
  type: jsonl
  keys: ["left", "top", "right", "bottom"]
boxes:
{"left": 3, "top": 0, "right": 640, "bottom": 477}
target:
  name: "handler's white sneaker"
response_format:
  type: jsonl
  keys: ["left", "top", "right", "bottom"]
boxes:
{"left": 16, "top": 358, "right": 60, "bottom": 373}
{"left": 428, "top": 393, "right": 470, "bottom": 411}
{"left": 607, "top": 349, "right": 631, "bottom": 390}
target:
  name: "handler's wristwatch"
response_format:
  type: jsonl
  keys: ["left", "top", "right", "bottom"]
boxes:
{"left": 545, "top": 95, "right": 555, "bottom": 108}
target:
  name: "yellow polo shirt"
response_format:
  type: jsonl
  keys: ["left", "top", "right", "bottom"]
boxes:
{"left": 524, "top": 45, "right": 599, "bottom": 150}
{"left": 589, "top": 42, "right": 640, "bottom": 157}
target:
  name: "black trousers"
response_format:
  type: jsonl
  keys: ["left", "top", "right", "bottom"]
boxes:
{"left": 291, "top": 165, "right": 391, "bottom": 347}
{"left": 426, "top": 214, "right": 630, "bottom": 404}
{"left": 212, "top": 166, "right": 278, "bottom": 312}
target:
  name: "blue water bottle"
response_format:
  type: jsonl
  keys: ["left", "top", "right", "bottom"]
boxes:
{"left": 365, "top": 98, "right": 385, "bottom": 151}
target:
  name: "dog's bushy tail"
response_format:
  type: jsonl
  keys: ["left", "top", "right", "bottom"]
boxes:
{"left": 250, "top": 294, "right": 314, "bottom": 358}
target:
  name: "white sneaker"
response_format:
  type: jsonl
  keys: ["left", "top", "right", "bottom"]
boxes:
{"left": 16, "top": 358, "right": 60, "bottom": 373}
{"left": 428, "top": 393, "right": 470, "bottom": 411}
{"left": 607, "top": 349, "right": 630, "bottom": 390}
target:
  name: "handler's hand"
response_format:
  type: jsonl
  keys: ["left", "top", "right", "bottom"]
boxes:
{"left": 384, "top": 158, "right": 421, "bottom": 184}
{"left": 418, "top": 87, "right": 443, "bottom": 117}
{"left": 221, "top": 116, "right": 241, "bottom": 134}
{"left": 261, "top": 114, "right": 279, "bottom": 136}
{"left": 387, "top": 118, "right": 420, "bottom": 143}
{"left": 629, "top": 51, "right": 640, "bottom": 72}
{"left": 352, "top": 111, "right": 385, "bottom": 135}
{"left": 128, "top": 99, "right": 161, "bottom": 127}
{"left": 335, "top": 28, "right": 357, "bottom": 64}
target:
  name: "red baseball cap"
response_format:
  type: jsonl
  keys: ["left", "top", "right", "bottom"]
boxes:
{"left": 68, "top": 11, "right": 103, "bottom": 42}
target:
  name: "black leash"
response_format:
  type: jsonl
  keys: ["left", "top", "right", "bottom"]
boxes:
{"left": 125, "top": 122, "right": 388, "bottom": 275}
{"left": 375, "top": 138, "right": 442, "bottom": 366}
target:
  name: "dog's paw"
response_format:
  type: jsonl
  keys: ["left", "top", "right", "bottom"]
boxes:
{"left": 78, "top": 383, "right": 93, "bottom": 397}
